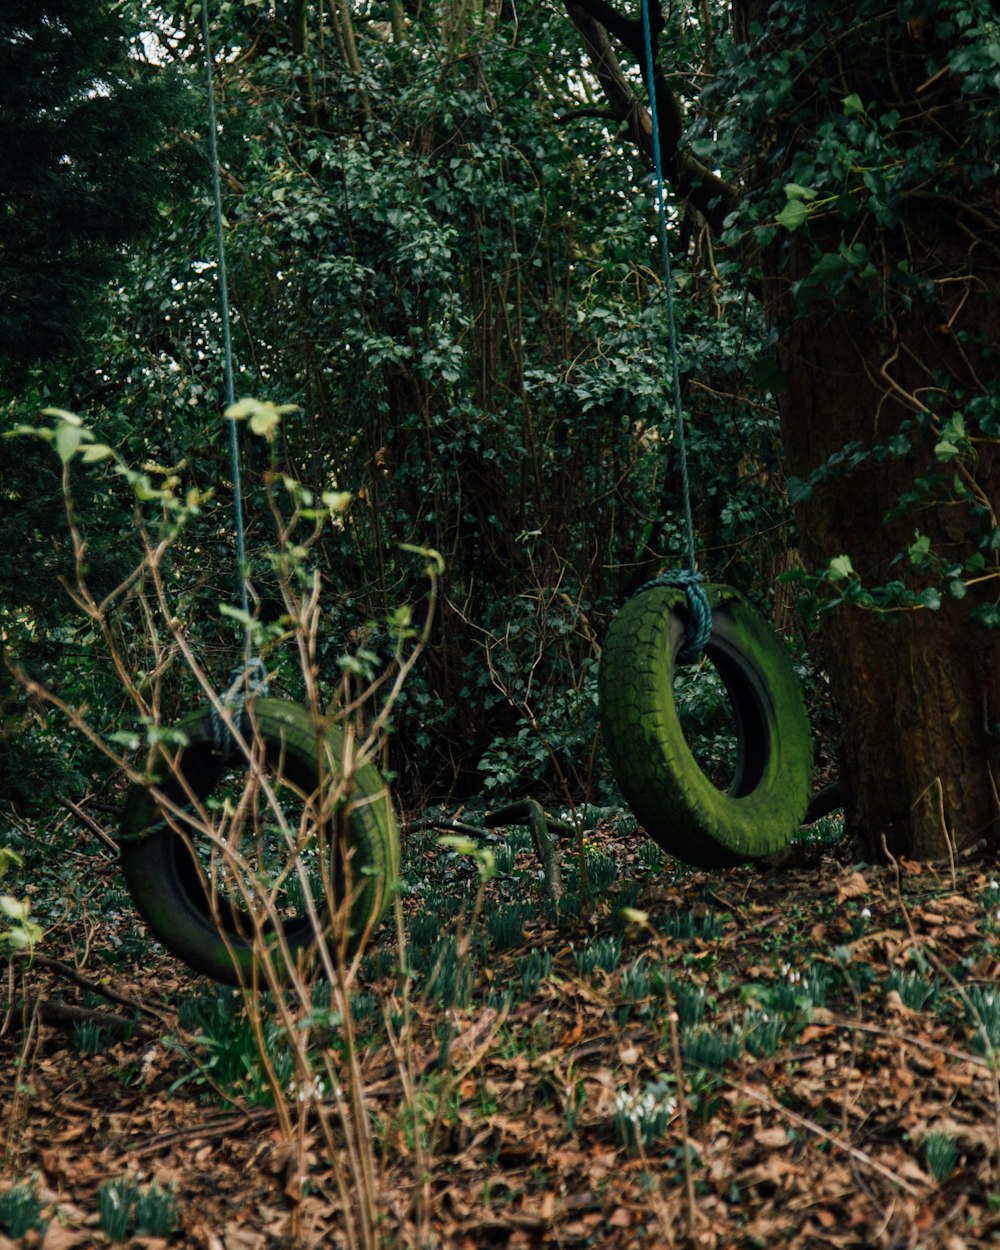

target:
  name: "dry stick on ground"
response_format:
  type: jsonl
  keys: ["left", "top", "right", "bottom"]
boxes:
{"left": 403, "top": 802, "right": 568, "bottom": 905}
{"left": 14, "top": 952, "right": 171, "bottom": 1024}
{"left": 11, "top": 997, "right": 154, "bottom": 1039}
{"left": 57, "top": 795, "right": 119, "bottom": 855}
{"left": 727, "top": 1077, "right": 923, "bottom": 1198}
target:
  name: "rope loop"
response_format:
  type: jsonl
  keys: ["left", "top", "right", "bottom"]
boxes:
{"left": 631, "top": 570, "right": 713, "bottom": 666}
{"left": 210, "top": 657, "right": 271, "bottom": 752}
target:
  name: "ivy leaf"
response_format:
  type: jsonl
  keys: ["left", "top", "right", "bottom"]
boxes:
{"left": 971, "top": 604, "right": 1000, "bottom": 628}
{"left": 918, "top": 588, "right": 942, "bottom": 610}
{"left": 908, "top": 533, "right": 931, "bottom": 563}
{"left": 842, "top": 93, "right": 867, "bottom": 118}
{"left": 934, "top": 439, "right": 960, "bottom": 461}
{"left": 828, "top": 555, "right": 854, "bottom": 581}
{"left": 777, "top": 199, "right": 810, "bottom": 231}
{"left": 786, "top": 476, "right": 813, "bottom": 505}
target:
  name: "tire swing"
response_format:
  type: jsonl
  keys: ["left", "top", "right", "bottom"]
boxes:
{"left": 117, "top": 7, "right": 399, "bottom": 985}
{"left": 119, "top": 700, "right": 399, "bottom": 986}
{"left": 599, "top": 583, "right": 812, "bottom": 868}
{"left": 598, "top": 1, "right": 812, "bottom": 867}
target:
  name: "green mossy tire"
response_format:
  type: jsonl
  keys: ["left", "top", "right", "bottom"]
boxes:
{"left": 119, "top": 698, "right": 399, "bottom": 985}
{"left": 599, "top": 584, "right": 812, "bottom": 867}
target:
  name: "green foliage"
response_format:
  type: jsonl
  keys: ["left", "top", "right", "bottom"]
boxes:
{"left": 886, "top": 968, "right": 940, "bottom": 1012}
{"left": 0, "top": 0, "right": 193, "bottom": 367}
{"left": 657, "top": 908, "right": 727, "bottom": 941}
{"left": 681, "top": 1023, "right": 743, "bottom": 1073}
{"left": 573, "top": 934, "right": 623, "bottom": 977}
{"left": 0, "top": 1183, "right": 46, "bottom": 1240}
{"left": 0, "top": 0, "right": 794, "bottom": 815}
{"left": 487, "top": 901, "right": 536, "bottom": 952}
{"left": 613, "top": 1080, "right": 677, "bottom": 1154}
{"left": 171, "top": 995, "right": 293, "bottom": 1108}
{"left": 0, "top": 847, "right": 43, "bottom": 953}
{"left": 98, "top": 1178, "right": 179, "bottom": 1243}
{"left": 924, "top": 1132, "right": 959, "bottom": 1183}
{"left": 702, "top": 0, "right": 1000, "bottom": 624}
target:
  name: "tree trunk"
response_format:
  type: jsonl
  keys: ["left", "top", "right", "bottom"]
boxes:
{"left": 777, "top": 234, "right": 1000, "bottom": 857}
{"left": 731, "top": 1, "right": 1000, "bottom": 858}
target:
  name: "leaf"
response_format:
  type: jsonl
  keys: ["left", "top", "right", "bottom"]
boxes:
{"left": 41, "top": 407, "right": 83, "bottom": 425}
{"left": 828, "top": 555, "right": 854, "bottom": 581}
{"left": 786, "top": 476, "right": 813, "bottom": 505}
{"left": 842, "top": 93, "right": 867, "bottom": 117}
{"left": 908, "top": 533, "right": 931, "bottom": 563}
{"left": 835, "top": 870, "right": 870, "bottom": 903}
{"left": 55, "top": 421, "right": 82, "bottom": 463}
{"left": 0, "top": 894, "right": 29, "bottom": 921}
{"left": 934, "top": 439, "right": 960, "bottom": 461}
{"left": 777, "top": 198, "right": 810, "bottom": 231}
{"left": 321, "top": 490, "right": 352, "bottom": 514}
{"left": 80, "top": 443, "right": 114, "bottom": 463}
{"left": 918, "top": 587, "right": 941, "bottom": 610}
{"left": 784, "top": 182, "right": 817, "bottom": 201}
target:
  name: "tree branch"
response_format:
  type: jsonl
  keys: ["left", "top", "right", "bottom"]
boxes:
{"left": 564, "top": 0, "right": 738, "bottom": 234}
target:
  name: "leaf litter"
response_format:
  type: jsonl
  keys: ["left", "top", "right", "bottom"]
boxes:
{"left": 3, "top": 808, "right": 1000, "bottom": 1248}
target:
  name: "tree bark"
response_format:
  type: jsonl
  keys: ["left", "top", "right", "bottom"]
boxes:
{"left": 775, "top": 226, "right": 1000, "bottom": 856}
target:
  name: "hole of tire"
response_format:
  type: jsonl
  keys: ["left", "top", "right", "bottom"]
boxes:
{"left": 673, "top": 659, "right": 740, "bottom": 792}
{"left": 174, "top": 765, "right": 330, "bottom": 937}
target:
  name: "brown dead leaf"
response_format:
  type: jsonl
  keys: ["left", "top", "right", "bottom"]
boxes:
{"left": 608, "top": 1207, "right": 632, "bottom": 1228}
{"left": 39, "top": 1226, "right": 87, "bottom": 1250}
{"left": 223, "top": 1224, "right": 267, "bottom": 1250}
{"left": 835, "top": 871, "right": 870, "bottom": 903}
{"left": 559, "top": 1011, "right": 585, "bottom": 1046}
{"left": 754, "top": 1127, "right": 789, "bottom": 1149}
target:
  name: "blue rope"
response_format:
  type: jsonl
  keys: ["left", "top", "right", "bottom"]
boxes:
{"left": 201, "top": 3, "right": 249, "bottom": 626}
{"left": 201, "top": 4, "right": 268, "bottom": 744}
{"left": 636, "top": 0, "right": 711, "bottom": 665}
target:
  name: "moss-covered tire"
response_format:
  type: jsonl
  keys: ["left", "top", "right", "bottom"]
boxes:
{"left": 599, "top": 584, "right": 812, "bottom": 867}
{"left": 119, "top": 699, "right": 399, "bottom": 985}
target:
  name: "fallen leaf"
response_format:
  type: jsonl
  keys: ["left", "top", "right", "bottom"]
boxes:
{"left": 39, "top": 1227, "right": 86, "bottom": 1250}
{"left": 836, "top": 871, "right": 870, "bottom": 903}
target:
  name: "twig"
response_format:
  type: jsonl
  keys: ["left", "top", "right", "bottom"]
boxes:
{"left": 11, "top": 997, "right": 152, "bottom": 1039}
{"left": 58, "top": 795, "right": 119, "bottom": 855}
{"left": 14, "top": 952, "right": 171, "bottom": 1024}
{"left": 726, "top": 1078, "right": 922, "bottom": 1197}
{"left": 402, "top": 817, "right": 491, "bottom": 839}
{"left": 127, "top": 1107, "right": 277, "bottom": 1158}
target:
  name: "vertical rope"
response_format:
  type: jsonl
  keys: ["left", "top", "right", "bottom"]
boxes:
{"left": 200, "top": 4, "right": 250, "bottom": 627}
{"left": 633, "top": 0, "right": 712, "bottom": 664}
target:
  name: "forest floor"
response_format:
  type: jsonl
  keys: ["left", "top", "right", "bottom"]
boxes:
{"left": 2, "top": 801, "right": 1000, "bottom": 1250}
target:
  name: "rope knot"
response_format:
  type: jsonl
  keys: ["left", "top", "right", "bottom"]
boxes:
{"left": 631, "top": 570, "right": 713, "bottom": 666}
{"left": 210, "top": 657, "right": 270, "bottom": 752}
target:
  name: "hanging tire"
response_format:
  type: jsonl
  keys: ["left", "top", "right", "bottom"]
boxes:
{"left": 599, "top": 584, "right": 812, "bottom": 867}
{"left": 119, "top": 698, "right": 399, "bottom": 985}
